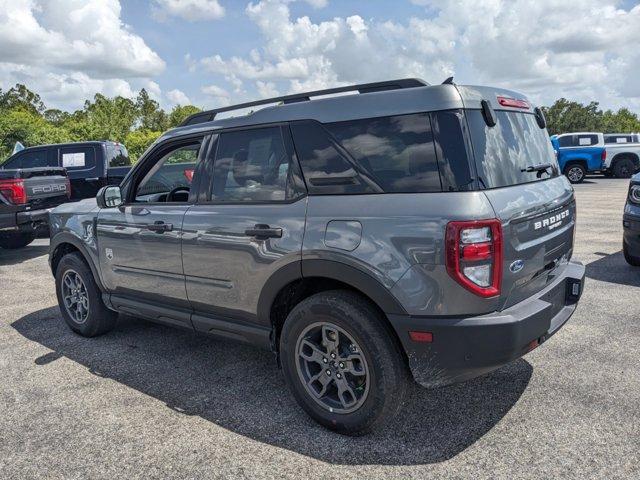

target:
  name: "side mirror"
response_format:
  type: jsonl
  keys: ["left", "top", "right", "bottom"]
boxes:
{"left": 96, "top": 185, "right": 123, "bottom": 208}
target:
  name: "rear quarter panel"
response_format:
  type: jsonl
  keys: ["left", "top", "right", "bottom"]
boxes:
{"left": 303, "top": 192, "right": 501, "bottom": 316}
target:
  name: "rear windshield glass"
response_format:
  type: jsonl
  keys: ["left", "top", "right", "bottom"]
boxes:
{"left": 326, "top": 113, "right": 442, "bottom": 193}
{"left": 107, "top": 144, "right": 131, "bottom": 167}
{"left": 467, "top": 110, "right": 559, "bottom": 189}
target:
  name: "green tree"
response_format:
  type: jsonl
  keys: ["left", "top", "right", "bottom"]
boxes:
{"left": 0, "top": 84, "right": 46, "bottom": 115}
{"left": 542, "top": 98, "right": 603, "bottom": 135}
{"left": 124, "top": 129, "right": 162, "bottom": 162}
{"left": 136, "top": 89, "right": 168, "bottom": 131}
{"left": 168, "top": 104, "right": 201, "bottom": 127}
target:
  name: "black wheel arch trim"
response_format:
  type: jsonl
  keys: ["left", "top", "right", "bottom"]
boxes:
{"left": 257, "top": 258, "right": 408, "bottom": 323}
{"left": 49, "top": 233, "right": 106, "bottom": 292}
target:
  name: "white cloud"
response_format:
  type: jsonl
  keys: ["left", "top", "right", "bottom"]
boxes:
{"left": 152, "top": 0, "right": 225, "bottom": 22}
{"left": 303, "top": 0, "right": 328, "bottom": 8}
{"left": 167, "top": 89, "right": 192, "bottom": 106}
{"left": 194, "top": 0, "right": 640, "bottom": 112}
{"left": 0, "top": 0, "right": 165, "bottom": 110}
{"left": 0, "top": 0, "right": 165, "bottom": 78}
{"left": 199, "top": 0, "right": 456, "bottom": 97}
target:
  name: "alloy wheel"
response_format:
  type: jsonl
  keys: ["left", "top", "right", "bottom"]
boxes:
{"left": 295, "top": 322, "right": 370, "bottom": 414}
{"left": 61, "top": 270, "right": 90, "bottom": 324}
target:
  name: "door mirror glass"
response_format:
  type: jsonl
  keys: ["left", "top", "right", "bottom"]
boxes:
{"left": 97, "top": 185, "right": 123, "bottom": 208}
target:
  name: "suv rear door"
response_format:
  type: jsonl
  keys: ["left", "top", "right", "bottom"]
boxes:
{"left": 181, "top": 125, "right": 306, "bottom": 332}
{"left": 465, "top": 108, "right": 576, "bottom": 310}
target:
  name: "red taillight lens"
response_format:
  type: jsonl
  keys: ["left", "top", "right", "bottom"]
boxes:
{"left": 64, "top": 177, "right": 71, "bottom": 199}
{"left": 497, "top": 96, "right": 530, "bottom": 109}
{"left": 183, "top": 168, "right": 194, "bottom": 182}
{"left": 445, "top": 219, "right": 503, "bottom": 298}
{"left": 601, "top": 149, "right": 607, "bottom": 161}
{"left": 0, "top": 179, "right": 27, "bottom": 205}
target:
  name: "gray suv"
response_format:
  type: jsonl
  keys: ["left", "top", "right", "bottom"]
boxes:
{"left": 49, "top": 79, "right": 585, "bottom": 435}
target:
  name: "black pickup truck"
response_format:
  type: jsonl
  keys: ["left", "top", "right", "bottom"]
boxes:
{"left": 1, "top": 141, "right": 130, "bottom": 200}
{"left": 0, "top": 167, "right": 70, "bottom": 249}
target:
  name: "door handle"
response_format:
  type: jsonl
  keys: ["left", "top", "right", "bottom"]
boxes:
{"left": 244, "top": 224, "right": 283, "bottom": 239}
{"left": 147, "top": 221, "right": 173, "bottom": 233}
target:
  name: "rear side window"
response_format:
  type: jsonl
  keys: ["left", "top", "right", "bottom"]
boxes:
{"left": 326, "top": 114, "right": 441, "bottom": 193}
{"left": 467, "top": 110, "right": 558, "bottom": 189}
{"left": 430, "top": 110, "right": 474, "bottom": 191}
{"left": 60, "top": 146, "right": 96, "bottom": 170}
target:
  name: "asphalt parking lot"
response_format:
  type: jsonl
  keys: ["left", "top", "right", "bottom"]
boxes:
{"left": 0, "top": 177, "right": 638, "bottom": 479}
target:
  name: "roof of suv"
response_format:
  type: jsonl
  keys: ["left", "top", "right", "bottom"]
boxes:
{"left": 161, "top": 79, "right": 534, "bottom": 143}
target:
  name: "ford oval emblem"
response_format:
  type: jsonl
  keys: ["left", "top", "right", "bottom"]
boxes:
{"left": 510, "top": 260, "right": 525, "bottom": 273}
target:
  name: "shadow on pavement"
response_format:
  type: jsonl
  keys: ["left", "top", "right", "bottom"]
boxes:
{"left": 12, "top": 306, "right": 532, "bottom": 466}
{"left": 0, "top": 244, "right": 49, "bottom": 266}
{"left": 585, "top": 251, "right": 640, "bottom": 287}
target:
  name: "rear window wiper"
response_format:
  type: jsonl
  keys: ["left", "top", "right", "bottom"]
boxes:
{"left": 521, "top": 163, "right": 552, "bottom": 177}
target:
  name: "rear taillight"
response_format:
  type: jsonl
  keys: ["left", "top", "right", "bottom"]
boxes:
{"left": 601, "top": 149, "right": 607, "bottom": 162}
{"left": 445, "top": 219, "right": 503, "bottom": 298}
{"left": 0, "top": 179, "right": 27, "bottom": 204}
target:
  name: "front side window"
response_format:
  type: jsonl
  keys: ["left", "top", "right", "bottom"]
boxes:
{"left": 107, "top": 143, "right": 131, "bottom": 167}
{"left": 135, "top": 142, "right": 200, "bottom": 202}
{"left": 211, "top": 127, "right": 296, "bottom": 202}
{"left": 326, "top": 113, "right": 441, "bottom": 193}
{"left": 576, "top": 134, "right": 598, "bottom": 146}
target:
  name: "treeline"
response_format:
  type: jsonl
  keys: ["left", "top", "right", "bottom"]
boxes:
{"left": 0, "top": 84, "right": 201, "bottom": 162}
{"left": 542, "top": 98, "right": 640, "bottom": 136}
{"left": 2, "top": 84, "right": 640, "bottom": 163}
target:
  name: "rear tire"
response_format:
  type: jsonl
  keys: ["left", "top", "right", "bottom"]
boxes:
{"left": 280, "top": 290, "right": 410, "bottom": 435}
{"left": 564, "top": 163, "right": 586, "bottom": 184}
{"left": 55, "top": 252, "right": 117, "bottom": 337}
{"left": 624, "top": 242, "right": 640, "bottom": 266}
{"left": 0, "top": 232, "right": 36, "bottom": 249}
{"left": 613, "top": 158, "right": 635, "bottom": 178}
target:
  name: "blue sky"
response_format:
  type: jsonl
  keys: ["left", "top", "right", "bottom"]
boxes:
{"left": 1, "top": 0, "right": 640, "bottom": 113}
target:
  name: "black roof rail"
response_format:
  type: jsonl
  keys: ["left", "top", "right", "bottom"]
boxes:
{"left": 180, "top": 78, "right": 429, "bottom": 127}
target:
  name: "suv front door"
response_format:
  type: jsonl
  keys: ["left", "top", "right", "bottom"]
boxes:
{"left": 181, "top": 125, "right": 307, "bottom": 333}
{"left": 96, "top": 137, "right": 207, "bottom": 327}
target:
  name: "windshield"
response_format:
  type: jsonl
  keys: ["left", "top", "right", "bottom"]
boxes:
{"left": 467, "top": 110, "right": 559, "bottom": 189}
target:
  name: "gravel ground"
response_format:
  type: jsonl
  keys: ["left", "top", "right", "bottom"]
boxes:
{"left": 0, "top": 177, "right": 638, "bottom": 479}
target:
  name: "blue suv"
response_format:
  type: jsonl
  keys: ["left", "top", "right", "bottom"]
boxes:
{"left": 551, "top": 132, "right": 606, "bottom": 183}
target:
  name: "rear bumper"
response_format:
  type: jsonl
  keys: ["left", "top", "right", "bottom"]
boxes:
{"left": 388, "top": 261, "right": 585, "bottom": 388}
{"left": 0, "top": 208, "right": 51, "bottom": 233}
{"left": 623, "top": 214, "right": 640, "bottom": 256}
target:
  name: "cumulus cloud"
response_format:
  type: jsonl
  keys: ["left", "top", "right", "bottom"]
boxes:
{"left": 152, "top": 0, "right": 225, "bottom": 22}
{"left": 166, "top": 89, "right": 192, "bottom": 106}
{"left": 0, "top": 0, "right": 165, "bottom": 110}
{"left": 194, "top": 0, "right": 640, "bottom": 111}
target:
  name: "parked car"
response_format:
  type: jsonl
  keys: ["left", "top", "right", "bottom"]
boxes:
{"left": 603, "top": 133, "right": 640, "bottom": 178}
{"left": 49, "top": 79, "right": 585, "bottom": 435}
{"left": 0, "top": 166, "right": 70, "bottom": 249}
{"left": 623, "top": 172, "right": 640, "bottom": 266}
{"left": 550, "top": 132, "right": 607, "bottom": 183}
{"left": 0, "top": 141, "right": 130, "bottom": 200}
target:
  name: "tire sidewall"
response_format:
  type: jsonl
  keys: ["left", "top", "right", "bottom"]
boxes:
{"left": 55, "top": 253, "right": 110, "bottom": 336}
{"left": 280, "top": 292, "right": 404, "bottom": 434}
{"left": 614, "top": 159, "right": 634, "bottom": 178}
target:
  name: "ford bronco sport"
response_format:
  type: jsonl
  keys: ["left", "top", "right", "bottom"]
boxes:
{"left": 49, "top": 79, "right": 585, "bottom": 435}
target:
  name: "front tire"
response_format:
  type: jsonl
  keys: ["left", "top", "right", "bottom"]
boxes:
{"left": 624, "top": 242, "right": 640, "bottom": 266}
{"left": 564, "top": 163, "right": 586, "bottom": 184}
{"left": 280, "top": 290, "right": 409, "bottom": 435}
{"left": 0, "top": 231, "right": 36, "bottom": 249}
{"left": 55, "top": 252, "right": 117, "bottom": 337}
